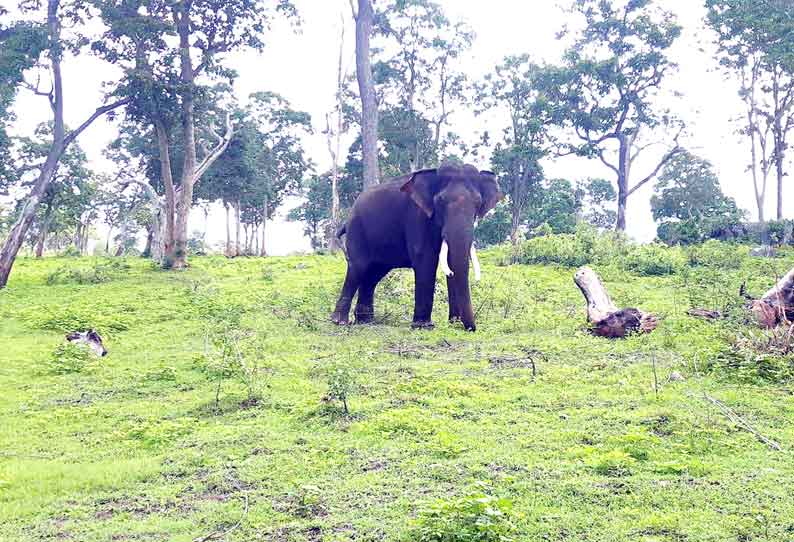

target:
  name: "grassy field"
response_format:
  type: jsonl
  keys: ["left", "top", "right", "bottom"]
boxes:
{"left": 2, "top": 249, "right": 794, "bottom": 541}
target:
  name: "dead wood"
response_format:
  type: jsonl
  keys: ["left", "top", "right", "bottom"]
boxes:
{"left": 574, "top": 266, "right": 658, "bottom": 339}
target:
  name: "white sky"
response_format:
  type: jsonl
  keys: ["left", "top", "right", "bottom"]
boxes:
{"left": 5, "top": 0, "right": 787, "bottom": 253}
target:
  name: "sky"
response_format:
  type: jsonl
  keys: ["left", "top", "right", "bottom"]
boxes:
{"left": 5, "top": 0, "right": 787, "bottom": 254}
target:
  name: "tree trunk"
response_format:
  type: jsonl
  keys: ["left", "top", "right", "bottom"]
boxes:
{"left": 352, "top": 0, "right": 379, "bottom": 190}
{"left": 615, "top": 133, "right": 630, "bottom": 232}
{"left": 0, "top": 0, "right": 64, "bottom": 287}
{"left": 328, "top": 18, "right": 345, "bottom": 253}
{"left": 224, "top": 201, "right": 231, "bottom": 256}
{"left": 234, "top": 199, "right": 241, "bottom": 257}
{"left": 35, "top": 204, "right": 54, "bottom": 258}
{"left": 260, "top": 195, "right": 268, "bottom": 257}
{"left": 574, "top": 266, "right": 657, "bottom": 338}
{"left": 169, "top": 4, "right": 198, "bottom": 269}
{"left": 243, "top": 224, "right": 249, "bottom": 255}
{"left": 143, "top": 226, "right": 153, "bottom": 258}
{"left": 105, "top": 226, "right": 113, "bottom": 254}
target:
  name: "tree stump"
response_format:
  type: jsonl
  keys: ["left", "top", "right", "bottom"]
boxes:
{"left": 574, "top": 266, "right": 658, "bottom": 338}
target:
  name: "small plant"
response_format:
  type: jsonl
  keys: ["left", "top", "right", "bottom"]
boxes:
{"left": 48, "top": 342, "right": 93, "bottom": 374}
{"left": 585, "top": 449, "right": 637, "bottom": 477}
{"left": 199, "top": 322, "right": 269, "bottom": 410}
{"left": 325, "top": 363, "right": 357, "bottom": 414}
{"left": 412, "top": 483, "right": 517, "bottom": 542}
{"left": 713, "top": 325, "right": 794, "bottom": 383}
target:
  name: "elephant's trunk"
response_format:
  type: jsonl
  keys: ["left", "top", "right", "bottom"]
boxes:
{"left": 446, "top": 235, "right": 476, "bottom": 331}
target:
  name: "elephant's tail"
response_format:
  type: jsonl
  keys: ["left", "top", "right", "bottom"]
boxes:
{"left": 336, "top": 224, "right": 347, "bottom": 238}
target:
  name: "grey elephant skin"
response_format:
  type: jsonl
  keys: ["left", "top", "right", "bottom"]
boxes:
{"left": 331, "top": 163, "right": 502, "bottom": 331}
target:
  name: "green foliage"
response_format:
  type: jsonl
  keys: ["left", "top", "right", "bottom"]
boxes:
{"left": 686, "top": 240, "right": 747, "bottom": 269}
{"left": 48, "top": 341, "right": 93, "bottom": 374}
{"left": 580, "top": 178, "right": 617, "bottom": 230}
{"left": 45, "top": 260, "right": 130, "bottom": 285}
{"left": 412, "top": 483, "right": 517, "bottom": 542}
{"left": 652, "top": 151, "right": 745, "bottom": 245}
{"left": 324, "top": 362, "right": 357, "bottom": 414}
{"left": 5, "top": 254, "right": 794, "bottom": 541}
{"left": 622, "top": 244, "right": 684, "bottom": 276}
{"left": 475, "top": 202, "right": 512, "bottom": 247}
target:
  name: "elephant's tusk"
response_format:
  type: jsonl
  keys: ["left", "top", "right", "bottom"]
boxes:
{"left": 470, "top": 245, "right": 481, "bottom": 282}
{"left": 439, "top": 240, "right": 454, "bottom": 277}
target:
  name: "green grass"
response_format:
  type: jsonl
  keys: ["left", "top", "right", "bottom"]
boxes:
{"left": 1, "top": 252, "right": 794, "bottom": 541}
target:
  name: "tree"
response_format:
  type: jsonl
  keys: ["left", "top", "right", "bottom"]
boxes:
{"left": 0, "top": 18, "right": 48, "bottom": 193}
{"left": 350, "top": 0, "right": 380, "bottom": 190}
{"left": 706, "top": 0, "right": 794, "bottom": 221}
{"left": 651, "top": 151, "right": 745, "bottom": 244}
{"left": 477, "top": 55, "right": 553, "bottom": 243}
{"left": 203, "top": 92, "right": 310, "bottom": 257}
{"left": 474, "top": 202, "right": 511, "bottom": 247}
{"left": 579, "top": 178, "right": 617, "bottom": 230}
{"left": 326, "top": 15, "right": 348, "bottom": 253}
{"left": 95, "top": 0, "right": 297, "bottom": 268}
{"left": 525, "top": 178, "right": 583, "bottom": 235}
{"left": 0, "top": 0, "right": 129, "bottom": 288}
{"left": 9, "top": 124, "right": 97, "bottom": 257}
{"left": 374, "top": 0, "right": 474, "bottom": 168}
{"left": 543, "top": 0, "right": 684, "bottom": 231}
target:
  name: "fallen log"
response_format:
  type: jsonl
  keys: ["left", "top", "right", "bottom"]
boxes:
{"left": 574, "top": 266, "right": 658, "bottom": 338}
{"left": 689, "top": 270, "right": 794, "bottom": 328}
{"left": 749, "top": 268, "right": 794, "bottom": 328}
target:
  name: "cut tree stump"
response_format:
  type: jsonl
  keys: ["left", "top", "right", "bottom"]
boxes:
{"left": 574, "top": 266, "right": 658, "bottom": 339}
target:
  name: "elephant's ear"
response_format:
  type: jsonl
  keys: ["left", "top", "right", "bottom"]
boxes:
{"left": 400, "top": 168, "right": 438, "bottom": 218}
{"left": 477, "top": 171, "right": 503, "bottom": 218}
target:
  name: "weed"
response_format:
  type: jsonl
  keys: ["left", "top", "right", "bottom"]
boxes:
{"left": 412, "top": 483, "right": 517, "bottom": 542}
{"left": 47, "top": 342, "right": 94, "bottom": 374}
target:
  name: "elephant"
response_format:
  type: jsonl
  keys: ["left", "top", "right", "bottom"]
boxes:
{"left": 331, "top": 162, "right": 502, "bottom": 331}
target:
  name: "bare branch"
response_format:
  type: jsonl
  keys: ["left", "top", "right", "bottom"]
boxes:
{"left": 63, "top": 98, "right": 131, "bottom": 149}
{"left": 193, "top": 112, "right": 234, "bottom": 181}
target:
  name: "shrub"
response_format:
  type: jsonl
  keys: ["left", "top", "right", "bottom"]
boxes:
{"left": 686, "top": 240, "right": 746, "bottom": 269}
{"left": 48, "top": 342, "right": 93, "bottom": 374}
{"left": 325, "top": 363, "right": 357, "bottom": 414}
{"left": 412, "top": 483, "right": 517, "bottom": 542}
{"left": 621, "top": 244, "right": 684, "bottom": 276}
{"left": 712, "top": 325, "right": 794, "bottom": 383}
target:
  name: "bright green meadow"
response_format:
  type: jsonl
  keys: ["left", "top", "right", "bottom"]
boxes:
{"left": 2, "top": 244, "right": 794, "bottom": 541}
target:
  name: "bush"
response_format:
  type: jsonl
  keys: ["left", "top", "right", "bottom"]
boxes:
{"left": 621, "top": 244, "right": 684, "bottom": 276}
{"left": 412, "top": 483, "right": 517, "bottom": 542}
{"left": 48, "top": 342, "right": 93, "bottom": 374}
{"left": 712, "top": 325, "right": 794, "bottom": 383}
{"left": 325, "top": 363, "right": 357, "bottom": 414}
{"left": 686, "top": 240, "right": 746, "bottom": 269}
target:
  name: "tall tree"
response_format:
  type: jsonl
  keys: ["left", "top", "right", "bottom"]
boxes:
{"left": 706, "top": 0, "right": 794, "bottom": 221}
{"left": 543, "top": 0, "right": 684, "bottom": 231}
{"left": 0, "top": 0, "right": 129, "bottom": 288}
{"left": 9, "top": 124, "right": 97, "bottom": 257}
{"left": 651, "top": 150, "right": 745, "bottom": 244}
{"left": 477, "top": 55, "right": 553, "bottom": 243}
{"left": 326, "top": 15, "right": 347, "bottom": 253}
{"left": 374, "top": 0, "right": 474, "bottom": 168}
{"left": 579, "top": 178, "right": 617, "bottom": 230}
{"left": 95, "top": 0, "right": 296, "bottom": 268}
{"left": 350, "top": 0, "right": 379, "bottom": 190}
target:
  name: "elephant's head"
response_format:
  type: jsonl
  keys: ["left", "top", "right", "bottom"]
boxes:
{"left": 400, "top": 163, "right": 502, "bottom": 331}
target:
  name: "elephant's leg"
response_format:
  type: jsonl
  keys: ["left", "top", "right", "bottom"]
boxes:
{"left": 447, "top": 276, "right": 461, "bottom": 322}
{"left": 355, "top": 265, "right": 389, "bottom": 324}
{"left": 332, "top": 266, "right": 360, "bottom": 325}
{"left": 411, "top": 264, "right": 438, "bottom": 329}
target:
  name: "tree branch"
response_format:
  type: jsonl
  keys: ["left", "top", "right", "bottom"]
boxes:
{"left": 63, "top": 98, "right": 131, "bottom": 149}
{"left": 193, "top": 112, "right": 233, "bottom": 181}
